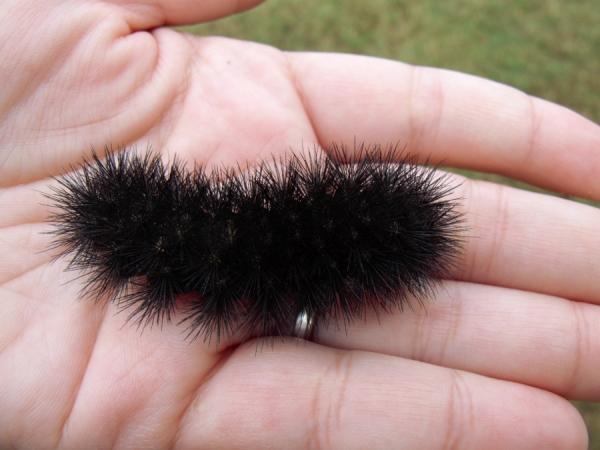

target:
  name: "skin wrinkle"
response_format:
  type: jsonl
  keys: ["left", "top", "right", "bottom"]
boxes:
{"left": 138, "top": 31, "right": 195, "bottom": 156}
{"left": 452, "top": 177, "right": 480, "bottom": 282}
{"left": 171, "top": 346, "right": 236, "bottom": 450}
{"left": 457, "top": 181, "right": 505, "bottom": 282}
{"left": 405, "top": 64, "right": 417, "bottom": 150}
{"left": 0, "top": 257, "right": 55, "bottom": 287}
{"left": 93, "top": 28, "right": 186, "bottom": 159}
{"left": 0, "top": 221, "right": 49, "bottom": 247}
{"left": 307, "top": 361, "right": 325, "bottom": 450}
{"left": 525, "top": 95, "right": 543, "bottom": 168}
{"left": 0, "top": 288, "right": 31, "bottom": 354}
{"left": 177, "top": 39, "right": 316, "bottom": 168}
{"left": 49, "top": 6, "right": 135, "bottom": 114}
{"left": 0, "top": 281, "right": 103, "bottom": 449}
{"left": 284, "top": 52, "right": 323, "bottom": 151}
{"left": 6, "top": 235, "right": 53, "bottom": 273}
{"left": 130, "top": 31, "right": 197, "bottom": 156}
{"left": 307, "top": 350, "right": 353, "bottom": 450}
{"left": 0, "top": 3, "right": 86, "bottom": 120}
{"left": 401, "top": 65, "right": 447, "bottom": 156}
{"left": 3, "top": 4, "right": 127, "bottom": 139}
{"left": 483, "top": 183, "right": 511, "bottom": 279}
{"left": 323, "top": 352, "right": 345, "bottom": 450}
{"left": 6, "top": 258, "right": 96, "bottom": 318}
{"left": 3, "top": 263, "right": 52, "bottom": 301}
{"left": 169, "top": 36, "right": 226, "bottom": 166}
{"left": 564, "top": 301, "right": 587, "bottom": 397}
{"left": 150, "top": 38, "right": 228, "bottom": 165}
{"left": 106, "top": 346, "right": 184, "bottom": 450}
{"left": 410, "top": 297, "right": 429, "bottom": 362}
{"left": 442, "top": 370, "right": 473, "bottom": 450}
{"left": 331, "top": 352, "right": 352, "bottom": 441}
{"left": 1, "top": 25, "right": 187, "bottom": 188}
{"left": 55, "top": 305, "right": 107, "bottom": 450}
{"left": 50, "top": 24, "right": 160, "bottom": 133}
{"left": 0, "top": 167, "right": 64, "bottom": 214}
{"left": 59, "top": 306, "right": 224, "bottom": 450}
{"left": 426, "top": 69, "right": 446, "bottom": 151}
{"left": 434, "top": 285, "right": 463, "bottom": 367}
{"left": 41, "top": 101, "right": 127, "bottom": 134}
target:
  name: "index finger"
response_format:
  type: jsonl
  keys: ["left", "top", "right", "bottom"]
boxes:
{"left": 288, "top": 52, "right": 600, "bottom": 199}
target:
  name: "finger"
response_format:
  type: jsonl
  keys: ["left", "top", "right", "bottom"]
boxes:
{"left": 113, "top": 0, "right": 265, "bottom": 29}
{"left": 454, "top": 175, "right": 600, "bottom": 303}
{"left": 317, "top": 280, "right": 600, "bottom": 401}
{"left": 175, "top": 341, "right": 587, "bottom": 450}
{"left": 288, "top": 52, "right": 600, "bottom": 199}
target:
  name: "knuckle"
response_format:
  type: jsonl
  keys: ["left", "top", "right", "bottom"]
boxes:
{"left": 307, "top": 352, "right": 353, "bottom": 450}
{"left": 442, "top": 370, "right": 474, "bottom": 450}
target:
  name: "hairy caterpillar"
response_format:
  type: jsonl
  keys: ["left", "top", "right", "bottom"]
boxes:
{"left": 47, "top": 145, "right": 463, "bottom": 342}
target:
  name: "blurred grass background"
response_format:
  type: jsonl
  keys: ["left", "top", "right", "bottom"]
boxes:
{"left": 182, "top": 0, "right": 600, "bottom": 446}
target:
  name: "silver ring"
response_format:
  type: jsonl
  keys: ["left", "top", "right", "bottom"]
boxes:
{"left": 294, "top": 310, "right": 316, "bottom": 340}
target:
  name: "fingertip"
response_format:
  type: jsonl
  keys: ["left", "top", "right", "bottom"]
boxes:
{"left": 484, "top": 384, "right": 589, "bottom": 450}
{"left": 161, "top": 0, "right": 267, "bottom": 27}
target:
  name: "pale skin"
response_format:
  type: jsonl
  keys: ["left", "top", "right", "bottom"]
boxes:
{"left": 1, "top": 1, "right": 599, "bottom": 449}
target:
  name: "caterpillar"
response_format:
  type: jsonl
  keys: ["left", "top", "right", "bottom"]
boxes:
{"left": 47, "top": 145, "right": 464, "bottom": 342}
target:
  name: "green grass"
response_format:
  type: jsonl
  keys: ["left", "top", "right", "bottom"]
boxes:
{"left": 182, "top": 0, "right": 600, "bottom": 446}
{"left": 184, "top": 0, "right": 599, "bottom": 122}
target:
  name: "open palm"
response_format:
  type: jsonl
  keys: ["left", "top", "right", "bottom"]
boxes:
{"left": 1, "top": 2, "right": 599, "bottom": 449}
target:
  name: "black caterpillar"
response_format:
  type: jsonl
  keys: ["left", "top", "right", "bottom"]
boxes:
{"left": 48, "top": 145, "right": 463, "bottom": 341}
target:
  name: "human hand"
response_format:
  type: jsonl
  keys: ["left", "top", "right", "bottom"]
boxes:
{"left": 1, "top": 1, "right": 599, "bottom": 449}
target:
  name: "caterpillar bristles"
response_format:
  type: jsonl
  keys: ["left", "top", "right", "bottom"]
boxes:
{"left": 47, "top": 144, "right": 464, "bottom": 342}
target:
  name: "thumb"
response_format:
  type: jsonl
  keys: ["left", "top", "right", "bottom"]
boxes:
{"left": 119, "top": 0, "right": 266, "bottom": 29}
